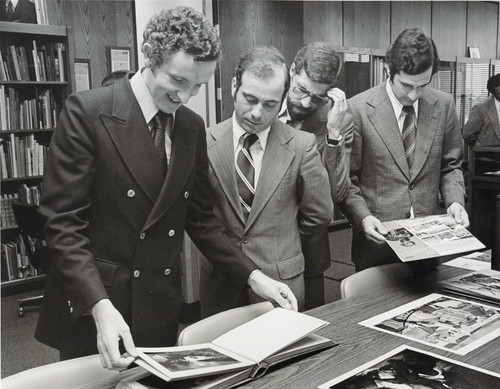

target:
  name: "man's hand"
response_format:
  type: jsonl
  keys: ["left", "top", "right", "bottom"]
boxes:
{"left": 447, "top": 202, "right": 470, "bottom": 228}
{"left": 91, "top": 299, "right": 138, "bottom": 370}
{"left": 247, "top": 270, "right": 298, "bottom": 311}
{"left": 361, "top": 215, "right": 388, "bottom": 244}
{"left": 326, "top": 88, "right": 348, "bottom": 140}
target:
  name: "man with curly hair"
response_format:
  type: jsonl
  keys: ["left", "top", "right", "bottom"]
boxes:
{"left": 35, "top": 6, "right": 297, "bottom": 369}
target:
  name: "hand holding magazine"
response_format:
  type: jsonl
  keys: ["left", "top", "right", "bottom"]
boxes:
{"left": 125, "top": 308, "right": 333, "bottom": 387}
{"left": 382, "top": 215, "right": 485, "bottom": 262}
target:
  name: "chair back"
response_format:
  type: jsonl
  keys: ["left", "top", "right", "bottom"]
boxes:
{"left": 11, "top": 199, "right": 50, "bottom": 272}
{"left": 340, "top": 262, "right": 414, "bottom": 299}
{"left": 1, "top": 354, "right": 118, "bottom": 389}
{"left": 177, "top": 301, "right": 274, "bottom": 346}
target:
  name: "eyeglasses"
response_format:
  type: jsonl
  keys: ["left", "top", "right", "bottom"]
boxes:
{"left": 291, "top": 85, "right": 330, "bottom": 106}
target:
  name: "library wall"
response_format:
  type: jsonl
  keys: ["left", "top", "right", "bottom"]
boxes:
{"left": 45, "top": 0, "right": 136, "bottom": 90}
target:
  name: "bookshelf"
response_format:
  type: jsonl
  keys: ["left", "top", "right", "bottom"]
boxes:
{"left": 0, "top": 21, "right": 74, "bottom": 295}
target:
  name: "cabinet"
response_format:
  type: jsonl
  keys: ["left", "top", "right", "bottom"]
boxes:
{"left": 0, "top": 21, "right": 74, "bottom": 296}
{"left": 468, "top": 146, "right": 500, "bottom": 252}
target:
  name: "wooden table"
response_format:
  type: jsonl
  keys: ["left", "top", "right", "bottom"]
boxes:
{"left": 74, "top": 264, "right": 500, "bottom": 388}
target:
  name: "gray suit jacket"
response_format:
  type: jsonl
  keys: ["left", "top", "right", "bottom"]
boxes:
{"left": 203, "top": 118, "right": 333, "bottom": 311}
{"left": 341, "top": 83, "right": 465, "bottom": 269}
{"left": 463, "top": 95, "right": 500, "bottom": 146}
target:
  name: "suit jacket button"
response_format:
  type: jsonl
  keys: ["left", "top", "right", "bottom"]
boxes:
{"left": 242, "top": 236, "right": 249, "bottom": 244}
{"left": 164, "top": 268, "right": 171, "bottom": 276}
{"left": 133, "top": 270, "right": 140, "bottom": 278}
{"left": 127, "top": 189, "right": 135, "bottom": 197}
{"left": 184, "top": 191, "right": 190, "bottom": 199}
{"left": 140, "top": 232, "right": 146, "bottom": 240}
{"left": 168, "top": 230, "right": 175, "bottom": 237}
{"left": 409, "top": 184, "right": 415, "bottom": 190}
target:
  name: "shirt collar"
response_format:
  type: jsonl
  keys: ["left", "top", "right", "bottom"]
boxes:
{"left": 232, "top": 114, "right": 270, "bottom": 152}
{"left": 495, "top": 97, "right": 500, "bottom": 113}
{"left": 386, "top": 79, "right": 419, "bottom": 119}
{"left": 130, "top": 68, "right": 175, "bottom": 125}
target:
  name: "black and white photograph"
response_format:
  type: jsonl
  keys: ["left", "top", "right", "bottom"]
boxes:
{"left": 318, "top": 345, "right": 500, "bottom": 389}
{"left": 1, "top": 1, "right": 500, "bottom": 388}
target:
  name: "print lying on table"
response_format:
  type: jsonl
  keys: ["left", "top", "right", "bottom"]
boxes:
{"left": 359, "top": 293, "right": 500, "bottom": 355}
{"left": 318, "top": 345, "right": 500, "bottom": 388}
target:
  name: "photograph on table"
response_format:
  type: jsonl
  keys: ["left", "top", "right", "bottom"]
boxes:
{"left": 318, "top": 345, "right": 500, "bottom": 388}
{"left": 359, "top": 293, "right": 500, "bottom": 355}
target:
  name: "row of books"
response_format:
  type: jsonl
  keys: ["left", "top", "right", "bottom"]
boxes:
{"left": 0, "top": 133, "right": 47, "bottom": 179}
{"left": 1, "top": 186, "right": 40, "bottom": 228}
{"left": 0, "top": 86, "right": 58, "bottom": 131}
{"left": 0, "top": 40, "right": 65, "bottom": 82}
{"left": 1, "top": 235, "right": 40, "bottom": 282}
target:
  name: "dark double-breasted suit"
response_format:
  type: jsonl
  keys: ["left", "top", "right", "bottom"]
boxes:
{"left": 35, "top": 75, "right": 258, "bottom": 355}
{"left": 341, "top": 83, "right": 465, "bottom": 270}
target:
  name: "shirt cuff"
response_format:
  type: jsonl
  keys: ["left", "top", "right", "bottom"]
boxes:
{"left": 326, "top": 133, "right": 344, "bottom": 147}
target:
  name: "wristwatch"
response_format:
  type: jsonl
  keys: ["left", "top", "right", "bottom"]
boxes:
{"left": 326, "top": 132, "right": 343, "bottom": 146}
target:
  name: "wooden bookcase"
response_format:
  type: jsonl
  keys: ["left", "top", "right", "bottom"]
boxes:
{"left": 0, "top": 21, "right": 74, "bottom": 296}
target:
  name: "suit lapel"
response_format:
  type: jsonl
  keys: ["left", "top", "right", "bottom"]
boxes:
{"left": 245, "top": 121, "right": 294, "bottom": 231}
{"left": 103, "top": 76, "right": 164, "bottom": 204}
{"left": 411, "top": 91, "right": 439, "bottom": 178}
{"left": 143, "top": 107, "right": 199, "bottom": 230}
{"left": 208, "top": 120, "right": 245, "bottom": 224}
{"left": 367, "top": 86, "right": 410, "bottom": 180}
{"left": 486, "top": 96, "right": 500, "bottom": 140}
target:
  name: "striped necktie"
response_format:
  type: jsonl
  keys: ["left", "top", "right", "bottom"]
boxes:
{"left": 151, "top": 111, "right": 172, "bottom": 176}
{"left": 401, "top": 105, "right": 416, "bottom": 170}
{"left": 236, "top": 133, "right": 259, "bottom": 220}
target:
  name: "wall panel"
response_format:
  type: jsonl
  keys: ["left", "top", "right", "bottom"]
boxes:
{"left": 466, "top": 1, "right": 498, "bottom": 60}
{"left": 46, "top": 0, "right": 136, "bottom": 90}
{"left": 218, "top": 0, "right": 303, "bottom": 120}
{"left": 390, "top": 1, "right": 432, "bottom": 40}
{"left": 432, "top": 1, "right": 467, "bottom": 59}
{"left": 343, "top": 1, "right": 391, "bottom": 50}
{"left": 303, "top": 0, "right": 343, "bottom": 45}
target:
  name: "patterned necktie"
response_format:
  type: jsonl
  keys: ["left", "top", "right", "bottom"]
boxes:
{"left": 151, "top": 111, "right": 172, "bottom": 176}
{"left": 7, "top": 1, "right": 14, "bottom": 19}
{"left": 401, "top": 105, "right": 416, "bottom": 170}
{"left": 236, "top": 133, "right": 259, "bottom": 220}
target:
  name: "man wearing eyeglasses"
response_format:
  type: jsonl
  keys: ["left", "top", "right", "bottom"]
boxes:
{"left": 279, "top": 42, "right": 353, "bottom": 309}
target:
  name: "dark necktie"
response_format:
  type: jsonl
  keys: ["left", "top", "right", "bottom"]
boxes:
{"left": 151, "top": 111, "right": 172, "bottom": 176}
{"left": 401, "top": 105, "right": 416, "bottom": 170}
{"left": 236, "top": 133, "right": 259, "bottom": 220}
{"left": 7, "top": 1, "right": 14, "bottom": 20}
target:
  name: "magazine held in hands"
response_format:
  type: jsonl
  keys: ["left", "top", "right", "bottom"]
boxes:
{"left": 381, "top": 214, "right": 485, "bottom": 262}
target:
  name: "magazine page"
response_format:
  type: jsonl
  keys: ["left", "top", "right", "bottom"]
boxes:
{"left": 359, "top": 293, "right": 500, "bottom": 355}
{"left": 135, "top": 344, "right": 255, "bottom": 382}
{"left": 381, "top": 215, "right": 485, "bottom": 262}
{"left": 441, "top": 268, "right": 500, "bottom": 304}
{"left": 442, "top": 250, "right": 492, "bottom": 271}
{"left": 212, "top": 308, "right": 329, "bottom": 363}
{"left": 318, "top": 345, "right": 500, "bottom": 388}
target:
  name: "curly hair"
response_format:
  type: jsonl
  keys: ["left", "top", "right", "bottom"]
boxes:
{"left": 142, "top": 6, "right": 221, "bottom": 69}
{"left": 292, "top": 42, "right": 342, "bottom": 87}
{"left": 385, "top": 28, "right": 439, "bottom": 82}
{"left": 487, "top": 74, "right": 500, "bottom": 94}
{"left": 233, "top": 46, "right": 289, "bottom": 103}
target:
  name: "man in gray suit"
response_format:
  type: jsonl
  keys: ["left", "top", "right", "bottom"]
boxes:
{"left": 340, "top": 28, "right": 469, "bottom": 271}
{"left": 463, "top": 73, "right": 500, "bottom": 147}
{"left": 279, "top": 42, "right": 353, "bottom": 309}
{"left": 200, "top": 46, "right": 333, "bottom": 315}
